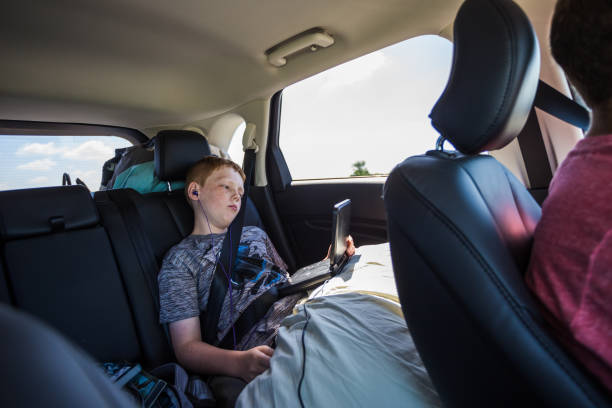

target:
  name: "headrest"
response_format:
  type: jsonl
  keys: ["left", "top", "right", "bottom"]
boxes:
{"left": 154, "top": 130, "right": 211, "bottom": 181}
{"left": 0, "top": 186, "right": 99, "bottom": 241}
{"left": 430, "top": 0, "right": 540, "bottom": 155}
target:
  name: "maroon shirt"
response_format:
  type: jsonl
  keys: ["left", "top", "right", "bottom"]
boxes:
{"left": 527, "top": 134, "right": 612, "bottom": 392}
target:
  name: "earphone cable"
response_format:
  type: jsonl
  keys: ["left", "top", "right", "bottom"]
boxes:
{"left": 197, "top": 199, "right": 237, "bottom": 350}
{"left": 298, "top": 303, "right": 310, "bottom": 408}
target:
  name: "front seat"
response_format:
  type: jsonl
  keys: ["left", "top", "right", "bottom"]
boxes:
{"left": 0, "top": 305, "right": 135, "bottom": 407}
{"left": 384, "top": 0, "right": 612, "bottom": 406}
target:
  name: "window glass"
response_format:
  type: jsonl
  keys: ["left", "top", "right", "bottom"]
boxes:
{"left": 0, "top": 135, "right": 131, "bottom": 191}
{"left": 280, "top": 35, "right": 453, "bottom": 180}
{"left": 227, "top": 121, "right": 247, "bottom": 165}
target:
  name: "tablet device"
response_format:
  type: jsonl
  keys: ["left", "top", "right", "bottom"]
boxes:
{"left": 330, "top": 199, "right": 351, "bottom": 273}
{"left": 278, "top": 198, "right": 351, "bottom": 296}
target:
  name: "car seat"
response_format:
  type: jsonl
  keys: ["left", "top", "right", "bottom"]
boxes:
{"left": 383, "top": 0, "right": 612, "bottom": 406}
{"left": 0, "top": 304, "right": 134, "bottom": 407}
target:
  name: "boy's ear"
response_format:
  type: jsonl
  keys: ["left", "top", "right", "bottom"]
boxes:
{"left": 187, "top": 182, "right": 201, "bottom": 201}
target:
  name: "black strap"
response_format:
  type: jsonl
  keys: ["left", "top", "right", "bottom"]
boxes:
{"left": 517, "top": 108, "right": 554, "bottom": 190}
{"left": 105, "top": 189, "right": 179, "bottom": 355}
{"left": 102, "top": 189, "right": 174, "bottom": 357}
{"left": 107, "top": 190, "right": 162, "bottom": 314}
{"left": 202, "top": 149, "right": 257, "bottom": 347}
{"left": 226, "top": 149, "right": 256, "bottom": 283}
{"left": 517, "top": 80, "right": 591, "bottom": 203}
{"left": 534, "top": 80, "right": 590, "bottom": 131}
{"left": 217, "top": 286, "right": 279, "bottom": 349}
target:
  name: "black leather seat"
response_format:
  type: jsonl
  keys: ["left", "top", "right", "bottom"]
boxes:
{"left": 384, "top": 0, "right": 612, "bottom": 406}
{"left": 0, "top": 304, "right": 134, "bottom": 407}
{"left": 0, "top": 185, "right": 150, "bottom": 364}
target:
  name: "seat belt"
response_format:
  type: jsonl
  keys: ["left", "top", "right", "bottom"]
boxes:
{"left": 100, "top": 189, "right": 175, "bottom": 359}
{"left": 534, "top": 80, "right": 590, "bottom": 131}
{"left": 516, "top": 108, "right": 553, "bottom": 204}
{"left": 202, "top": 124, "right": 259, "bottom": 347}
{"left": 516, "top": 80, "right": 591, "bottom": 204}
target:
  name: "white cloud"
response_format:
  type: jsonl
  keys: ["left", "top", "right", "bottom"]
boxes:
{"left": 17, "top": 158, "right": 57, "bottom": 171}
{"left": 69, "top": 169, "right": 100, "bottom": 190}
{"left": 73, "top": 169, "right": 98, "bottom": 180}
{"left": 62, "top": 140, "right": 114, "bottom": 161}
{"left": 16, "top": 142, "right": 65, "bottom": 156}
{"left": 29, "top": 176, "right": 49, "bottom": 184}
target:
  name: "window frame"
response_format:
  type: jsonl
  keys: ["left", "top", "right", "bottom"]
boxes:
{"left": 0, "top": 120, "right": 147, "bottom": 145}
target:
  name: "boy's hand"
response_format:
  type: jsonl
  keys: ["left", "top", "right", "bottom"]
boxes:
{"left": 324, "top": 235, "right": 356, "bottom": 260}
{"left": 345, "top": 235, "right": 355, "bottom": 257}
{"left": 238, "top": 345, "right": 274, "bottom": 382}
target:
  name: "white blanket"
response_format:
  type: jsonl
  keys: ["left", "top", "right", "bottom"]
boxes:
{"left": 236, "top": 243, "right": 441, "bottom": 408}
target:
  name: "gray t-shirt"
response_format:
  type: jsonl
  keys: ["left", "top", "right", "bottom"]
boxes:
{"left": 158, "top": 226, "right": 300, "bottom": 349}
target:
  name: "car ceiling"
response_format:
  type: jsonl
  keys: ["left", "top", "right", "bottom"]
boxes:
{"left": 1, "top": 0, "right": 464, "bottom": 130}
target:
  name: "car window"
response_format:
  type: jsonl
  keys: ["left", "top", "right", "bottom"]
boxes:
{"left": 0, "top": 135, "right": 132, "bottom": 191}
{"left": 279, "top": 35, "right": 453, "bottom": 180}
{"left": 227, "top": 121, "right": 247, "bottom": 166}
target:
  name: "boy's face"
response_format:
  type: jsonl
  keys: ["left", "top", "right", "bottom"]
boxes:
{"left": 196, "top": 166, "right": 244, "bottom": 233}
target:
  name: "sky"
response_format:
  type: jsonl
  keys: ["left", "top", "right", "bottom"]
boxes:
{"left": 0, "top": 135, "right": 130, "bottom": 191}
{"left": 278, "top": 35, "right": 452, "bottom": 179}
{"left": 0, "top": 35, "right": 452, "bottom": 191}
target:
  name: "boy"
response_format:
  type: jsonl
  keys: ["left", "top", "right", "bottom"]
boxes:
{"left": 526, "top": 0, "right": 612, "bottom": 393}
{"left": 158, "top": 156, "right": 355, "bottom": 383}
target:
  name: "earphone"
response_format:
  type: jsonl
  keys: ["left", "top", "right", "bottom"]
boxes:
{"left": 192, "top": 190, "right": 199, "bottom": 197}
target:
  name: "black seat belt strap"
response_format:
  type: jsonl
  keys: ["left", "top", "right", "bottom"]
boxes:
{"left": 107, "top": 190, "right": 161, "bottom": 312}
{"left": 218, "top": 285, "right": 279, "bottom": 349}
{"left": 201, "top": 147, "right": 257, "bottom": 346}
{"left": 517, "top": 80, "right": 591, "bottom": 204}
{"left": 101, "top": 190, "right": 174, "bottom": 356}
{"left": 517, "top": 108, "right": 553, "bottom": 189}
{"left": 534, "top": 80, "right": 590, "bottom": 131}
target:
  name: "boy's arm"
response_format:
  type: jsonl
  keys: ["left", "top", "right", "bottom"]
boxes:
{"left": 169, "top": 316, "right": 274, "bottom": 382}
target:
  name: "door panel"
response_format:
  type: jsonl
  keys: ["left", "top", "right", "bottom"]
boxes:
{"left": 273, "top": 179, "right": 387, "bottom": 268}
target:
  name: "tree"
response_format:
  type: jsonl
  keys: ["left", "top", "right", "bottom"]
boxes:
{"left": 351, "top": 160, "right": 371, "bottom": 176}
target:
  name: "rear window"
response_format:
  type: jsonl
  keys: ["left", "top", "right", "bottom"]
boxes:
{"left": 279, "top": 35, "right": 452, "bottom": 180}
{"left": 0, "top": 135, "right": 131, "bottom": 191}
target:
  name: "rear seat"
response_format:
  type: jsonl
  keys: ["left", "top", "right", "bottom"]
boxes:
{"left": 0, "top": 131, "right": 268, "bottom": 378}
{"left": 0, "top": 186, "right": 151, "bottom": 364}
{"left": 91, "top": 131, "right": 267, "bottom": 405}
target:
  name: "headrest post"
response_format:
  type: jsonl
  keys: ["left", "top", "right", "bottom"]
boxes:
{"left": 436, "top": 136, "right": 446, "bottom": 151}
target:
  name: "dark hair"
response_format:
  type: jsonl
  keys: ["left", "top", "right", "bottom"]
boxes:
{"left": 550, "top": 0, "right": 612, "bottom": 106}
{"left": 184, "top": 156, "right": 245, "bottom": 203}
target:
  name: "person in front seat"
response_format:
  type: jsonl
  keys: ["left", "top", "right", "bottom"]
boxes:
{"left": 526, "top": 0, "right": 612, "bottom": 393}
{"left": 158, "top": 156, "right": 355, "bottom": 383}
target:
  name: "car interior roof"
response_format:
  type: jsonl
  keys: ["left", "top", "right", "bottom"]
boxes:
{"left": 3, "top": 0, "right": 465, "bottom": 130}
{"left": 1, "top": 0, "right": 576, "bottom": 188}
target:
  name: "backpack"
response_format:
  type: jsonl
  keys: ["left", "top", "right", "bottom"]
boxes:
{"left": 102, "top": 362, "right": 215, "bottom": 408}
{"left": 100, "top": 138, "right": 184, "bottom": 194}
